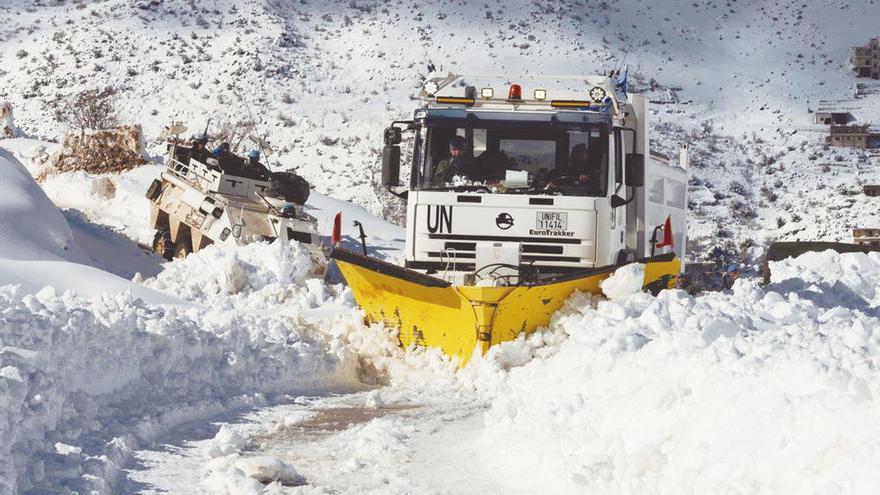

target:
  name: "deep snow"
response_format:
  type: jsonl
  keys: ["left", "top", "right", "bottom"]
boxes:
{"left": 124, "top": 250, "right": 880, "bottom": 494}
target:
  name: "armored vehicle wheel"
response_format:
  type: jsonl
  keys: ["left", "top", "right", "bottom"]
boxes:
{"left": 152, "top": 229, "right": 174, "bottom": 261}
{"left": 174, "top": 236, "right": 192, "bottom": 258}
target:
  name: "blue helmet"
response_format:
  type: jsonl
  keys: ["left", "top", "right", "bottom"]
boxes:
{"left": 726, "top": 263, "right": 740, "bottom": 273}
{"left": 280, "top": 204, "right": 297, "bottom": 217}
{"left": 248, "top": 149, "right": 260, "bottom": 160}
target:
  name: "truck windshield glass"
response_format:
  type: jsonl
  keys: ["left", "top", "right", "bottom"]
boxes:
{"left": 415, "top": 121, "right": 608, "bottom": 196}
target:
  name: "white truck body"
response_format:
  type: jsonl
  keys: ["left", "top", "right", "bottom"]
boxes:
{"left": 393, "top": 74, "right": 687, "bottom": 285}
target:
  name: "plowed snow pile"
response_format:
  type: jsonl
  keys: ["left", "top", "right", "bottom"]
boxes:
{"left": 474, "top": 252, "right": 880, "bottom": 494}
{"left": 0, "top": 239, "right": 386, "bottom": 494}
{"left": 0, "top": 151, "right": 382, "bottom": 494}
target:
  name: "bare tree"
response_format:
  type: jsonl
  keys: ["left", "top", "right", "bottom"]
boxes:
{"left": 55, "top": 87, "right": 120, "bottom": 131}
{"left": 210, "top": 118, "right": 258, "bottom": 153}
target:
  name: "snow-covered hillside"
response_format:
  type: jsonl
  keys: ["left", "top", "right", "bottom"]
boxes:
{"left": 2, "top": 0, "right": 880, "bottom": 260}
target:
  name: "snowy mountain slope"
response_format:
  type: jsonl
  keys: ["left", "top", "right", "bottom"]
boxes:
{"left": 3, "top": 0, "right": 880, "bottom": 261}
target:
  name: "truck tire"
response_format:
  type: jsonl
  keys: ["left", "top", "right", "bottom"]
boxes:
{"left": 174, "top": 235, "right": 192, "bottom": 258}
{"left": 145, "top": 179, "right": 163, "bottom": 201}
{"left": 152, "top": 229, "right": 174, "bottom": 261}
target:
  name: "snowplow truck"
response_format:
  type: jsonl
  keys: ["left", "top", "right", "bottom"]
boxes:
{"left": 331, "top": 73, "right": 688, "bottom": 364}
{"left": 145, "top": 143, "right": 321, "bottom": 261}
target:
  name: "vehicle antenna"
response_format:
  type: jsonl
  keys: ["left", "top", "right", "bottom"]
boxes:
{"left": 233, "top": 87, "right": 285, "bottom": 173}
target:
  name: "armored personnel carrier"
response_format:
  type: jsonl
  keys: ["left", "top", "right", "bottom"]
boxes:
{"left": 145, "top": 138, "right": 322, "bottom": 262}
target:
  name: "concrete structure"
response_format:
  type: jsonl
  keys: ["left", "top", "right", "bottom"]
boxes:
{"left": 814, "top": 111, "right": 851, "bottom": 125}
{"left": 827, "top": 125, "right": 871, "bottom": 148}
{"left": 850, "top": 38, "right": 880, "bottom": 79}
{"left": 854, "top": 228, "right": 880, "bottom": 247}
{"left": 864, "top": 185, "right": 880, "bottom": 197}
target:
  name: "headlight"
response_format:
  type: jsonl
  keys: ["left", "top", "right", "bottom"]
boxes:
{"left": 481, "top": 87, "right": 494, "bottom": 99}
{"left": 533, "top": 89, "right": 547, "bottom": 100}
{"left": 423, "top": 80, "right": 439, "bottom": 96}
{"left": 589, "top": 86, "right": 606, "bottom": 102}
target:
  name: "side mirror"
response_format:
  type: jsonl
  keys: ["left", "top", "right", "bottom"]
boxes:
{"left": 382, "top": 145, "right": 401, "bottom": 187}
{"left": 384, "top": 126, "right": 402, "bottom": 145}
{"left": 625, "top": 153, "right": 644, "bottom": 188}
{"left": 611, "top": 194, "right": 628, "bottom": 208}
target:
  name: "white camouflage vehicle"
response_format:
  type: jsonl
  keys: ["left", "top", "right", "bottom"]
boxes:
{"left": 145, "top": 141, "right": 322, "bottom": 262}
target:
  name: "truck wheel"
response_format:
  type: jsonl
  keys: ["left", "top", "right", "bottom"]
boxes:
{"left": 174, "top": 236, "right": 192, "bottom": 258}
{"left": 152, "top": 229, "right": 175, "bottom": 261}
{"left": 145, "top": 179, "right": 163, "bottom": 201}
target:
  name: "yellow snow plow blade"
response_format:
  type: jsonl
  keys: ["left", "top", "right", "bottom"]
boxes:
{"left": 332, "top": 248, "right": 680, "bottom": 366}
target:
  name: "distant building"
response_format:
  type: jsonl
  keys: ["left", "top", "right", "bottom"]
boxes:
{"left": 850, "top": 38, "right": 880, "bottom": 79}
{"left": 814, "top": 111, "right": 851, "bottom": 125}
{"left": 827, "top": 124, "right": 871, "bottom": 148}
{"left": 865, "top": 185, "right": 880, "bottom": 196}
{"left": 854, "top": 228, "right": 880, "bottom": 247}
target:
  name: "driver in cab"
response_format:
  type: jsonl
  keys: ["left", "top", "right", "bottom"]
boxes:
{"left": 433, "top": 136, "right": 477, "bottom": 184}
{"left": 548, "top": 144, "right": 591, "bottom": 187}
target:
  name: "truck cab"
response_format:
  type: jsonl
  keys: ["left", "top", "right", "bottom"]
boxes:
{"left": 383, "top": 73, "right": 687, "bottom": 286}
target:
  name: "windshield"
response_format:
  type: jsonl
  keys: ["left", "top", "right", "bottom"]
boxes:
{"left": 413, "top": 119, "right": 609, "bottom": 196}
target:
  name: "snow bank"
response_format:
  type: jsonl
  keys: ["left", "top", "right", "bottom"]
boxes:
{"left": 474, "top": 251, "right": 880, "bottom": 493}
{"left": 144, "top": 239, "right": 317, "bottom": 312}
{"left": 0, "top": 147, "right": 175, "bottom": 301}
{"left": 0, "top": 148, "right": 84, "bottom": 263}
{"left": 0, "top": 210, "right": 413, "bottom": 495}
{"left": 769, "top": 249, "right": 880, "bottom": 307}
{"left": 0, "top": 280, "right": 363, "bottom": 494}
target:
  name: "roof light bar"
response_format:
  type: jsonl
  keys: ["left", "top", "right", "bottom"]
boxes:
{"left": 436, "top": 96, "right": 475, "bottom": 106}
{"left": 550, "top": 100, "right": 592, "bottom": 109}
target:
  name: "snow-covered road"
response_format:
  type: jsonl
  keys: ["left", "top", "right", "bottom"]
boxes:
{"left": 127, "top": 392, "right": 515, "bottom": 495}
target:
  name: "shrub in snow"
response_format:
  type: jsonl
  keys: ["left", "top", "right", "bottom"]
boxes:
{"left": 42, "top": 125, "right": 148, "bottom": 178}
{"left": 54, "top": 87, "right": 119, "bottom": 132}
{"left": 0, "top": 101, "right": 14, "bottom": 138}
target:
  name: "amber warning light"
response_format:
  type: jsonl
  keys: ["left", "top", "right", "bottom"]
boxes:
{"left": 507, "top": 84, "right": 522, "bottom": 101}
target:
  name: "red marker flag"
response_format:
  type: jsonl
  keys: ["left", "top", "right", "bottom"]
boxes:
{"left": 331, "top": 212, "right": 342, "bottom": 245}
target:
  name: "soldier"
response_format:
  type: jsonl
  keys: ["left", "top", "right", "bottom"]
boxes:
{"left": 433, "top": 136, "right": 476, "bottom": 184}
{"left": 549, "top": 144, "right": 592, "bottom": 186}
{"left": 188, "top": 134, "right": 209, "bottom": 164}
{"left": 722, "top": 263, "right": 740, "bottom": 290}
